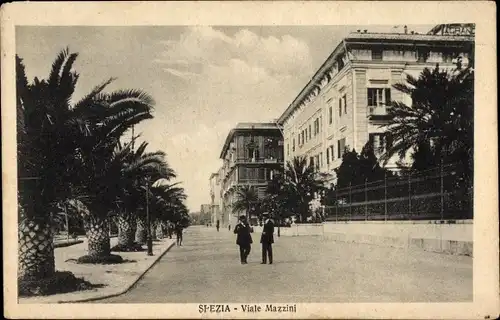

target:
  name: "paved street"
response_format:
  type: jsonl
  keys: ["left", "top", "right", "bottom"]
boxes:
{"left": 98, "top": 226, "right": 472, "bottom": 303}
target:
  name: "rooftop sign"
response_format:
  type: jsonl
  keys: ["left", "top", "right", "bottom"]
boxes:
{"left": 427, "top": 24, "right": 475, "bottom": 36}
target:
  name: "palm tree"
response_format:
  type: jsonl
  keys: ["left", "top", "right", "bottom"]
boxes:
{"left": 149, "top": 183, "right": 186, "bottom": 240}
{"left": 283, "top": 156, "right": 326, "bottom": 222}
{"left": 16, "top": 49, "right": 105, "bottom": 290}
{"left": 111, "top": 141, "right": 176, "bottom": 251}
{"left": 67, "top": 77, "right": 156, "bottom": 261}
{"left": 380, "top": 64, "right": 474, "bottom": 186}
{"left": 232, "top": 185, "right": 259, "bottom": 221}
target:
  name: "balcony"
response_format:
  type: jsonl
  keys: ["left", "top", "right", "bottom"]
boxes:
{"left": 367, "top": 105, "right": 391, "bottom": 120}
{"left": 238, "top": 179, "right": 268, "bottom": 185}
{"left": 234, "top": 158, "right": 283, "bottom": 164}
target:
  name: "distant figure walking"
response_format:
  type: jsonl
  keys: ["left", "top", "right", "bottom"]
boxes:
{"left": 216, "top": 220, "right": 220, "bottom": 232}
{"left": 175, "top": 222, "right": 183, "bottom": 246}
{"left": 228, "top": 224, "right": 231, "bottom": 231}
{"left": 167, "top": 222, "right": 173, "bottom": 239}
{"left": 234, "top": 215, "right": 253, "bottom": 264}
{"left": 260, "top": 212, "right": 275, "bottom": 264}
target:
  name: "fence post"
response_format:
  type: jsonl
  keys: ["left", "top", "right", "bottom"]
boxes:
{"left": 365, "top": 178, "right": 368, "bottom": 221}
{"left": 440, "top": 159, "right": 444, "bottom": 221}
{"left": 349, "top": 182, "right": 352, "bottom": 221}
{"left": 408, "top": 172, "right": 412, "bottom": 220}
{"left": 384, "top": 172, "right": 388, "bottom": 222}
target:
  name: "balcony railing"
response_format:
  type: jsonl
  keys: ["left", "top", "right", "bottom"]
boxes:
{"left": 368, "top": 105, "right": 391, "bottom": 119}
{"left": 234, "top": 158, "right": 282, "bottom": 164}
{"left": 238, "top": 179, "right": 268, "bottom": 185}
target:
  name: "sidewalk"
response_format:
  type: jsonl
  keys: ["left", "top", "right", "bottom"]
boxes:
{"left": 19, "top": 237, "right": 176, "bottom": 304}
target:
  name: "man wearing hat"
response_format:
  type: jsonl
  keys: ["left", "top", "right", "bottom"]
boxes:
{"left": 234, "top": 215, "right": 253, "bottom": 264}
{"left": 260, "top": 212, "right": 275, "bottom": 264}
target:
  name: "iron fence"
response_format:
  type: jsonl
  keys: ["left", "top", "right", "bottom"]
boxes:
{"left": 324, "top": 163, "right": 473, "bottom": 221}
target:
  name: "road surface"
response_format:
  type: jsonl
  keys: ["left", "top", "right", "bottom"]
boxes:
{"left": 98, "top": 225, "right": 472, "bottom": 303}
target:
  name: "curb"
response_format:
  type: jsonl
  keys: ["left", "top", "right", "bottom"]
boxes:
{"left": 58, "top": 240, "right": 176, "bottom": 303}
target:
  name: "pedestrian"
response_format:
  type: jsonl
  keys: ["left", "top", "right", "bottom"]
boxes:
{"left": 175, "top": 222, "right": 183, "bottom": 246}
{"left": 228, "top": 224, "right": 231, "bottom": 231}
{"left": 260, "top": 212, "right": 275, "bottom": 264}
{"left": 234, "top": 215, "right": 253, "bottom": 264}
{"left": 167, "top": 222, "right": 173, "bottom": 239}
{"left": 216, "top": 220, "right": 220, "bottom": 232}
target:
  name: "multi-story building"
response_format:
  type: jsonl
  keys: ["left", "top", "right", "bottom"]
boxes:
{"left": 209, "top": 172, "right": 221, "bottom": 225}
{"left": 219, "top": 123, "right": 284, "bottom": 226}
{"left": 277, "top": 25, "right": 474, "bottom": 185}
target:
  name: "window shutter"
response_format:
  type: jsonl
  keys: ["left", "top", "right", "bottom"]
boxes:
{"left": 326, "top": 148, "right": 330, "bottom": 164}
{"left": 339, "top": 98, "right": 342, "bottom": 116}
{"left": 385, "top": 88, "right": 391, "bottom": 106}
{"left": 367, "top": 89, "right": 374, "bottom": 106}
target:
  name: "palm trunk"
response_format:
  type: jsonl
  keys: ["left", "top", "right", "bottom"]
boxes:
{"left": 18, "top": 215, "right": 55, "bottom": 282}
{"left": 85, "top": 216, "right": 110, "bottom": 257}
{"left": 117, "top": 212, "right": 136, "bottom": 247}
{"left": 135, "top": 217, "right": 147, "bottom": 244}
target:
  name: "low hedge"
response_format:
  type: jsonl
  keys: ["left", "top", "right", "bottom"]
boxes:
{"left": 18, "top": 271, "right": 99, "bottom": 297}
{"left": 76, "top": 254, "right": 124, "bottom": 264}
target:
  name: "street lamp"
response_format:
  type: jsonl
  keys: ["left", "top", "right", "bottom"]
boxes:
{"left": 145, "top": 175, "right": 153, "bottom": 256}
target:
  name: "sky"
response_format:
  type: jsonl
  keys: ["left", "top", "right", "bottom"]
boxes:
{"left": 16, "top": 25, "right": 434, "bottom": 212}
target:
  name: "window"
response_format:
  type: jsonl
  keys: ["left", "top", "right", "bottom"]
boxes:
{"left": 309, "top": 125, "right": 312, "bottom": 139}
{"left": 319, "top": 152, "right": 323, "bottom": 167}
{"left": 247, "top": 148, "right": 259, "bottom": 161}
{"left": 301, "top": 131, "right": 305, "bottom": 145}
{"left": 292, "top": 138, "right": 295, "bottom": 152}
{"left": 287, "top": 143, "right": 290, "bottom": 156}
{"left": 305, "top": 128, "right": 308, "bottom": 142}
{"left": 338, "top": 98, "right": 342, "bottom": 117}
{"left": 319, "top": 116, "right": 322, "bottom": 132}
{"left": 330, "top": 145, "right": 334, "bottom": 161}
{"left": 310, "top": 157, "right": 314, "bottom": 167}
{"left": 367, "top": 88, "right": 391, "bottom": 107}
{"left": 342, "top": 95, "right": 347, "bottom": 114}
{"left": 336, "top": 56, "right": 345, "bottom": 70}
{"left": 328, "top": 106, "right": 333, "bottom": 124}
{"left": 315, "top": 155, "right": 320, "bottom": 170}
{"left": 326, "top": 148, "right": 330, "bottom": 164}
{"left": 369, "top": 133, "right": 393, "bottom": 154}
{"left": 372, "top": 48, "right": 383, "bottom": 61}
{"left": 337, "top": 138, "right": 346, "bottom": 158}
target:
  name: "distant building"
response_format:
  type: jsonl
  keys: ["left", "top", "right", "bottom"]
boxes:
{"left": 200, "top": 204, "right": 212, "bottom": 225}
{"left": 277, "top": 25, "right": 474, "bottom": 185}
{"left": 218, "top": 123, "right": 284, "bottom": 226}
{"left": 209, "top": 172, "right": 221, "bottom": 225}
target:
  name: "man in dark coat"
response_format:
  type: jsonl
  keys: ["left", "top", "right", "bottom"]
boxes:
{"left": 234, "top": 215, "right": 253, "bottom": 264}
{"left": 260, "top": 212, "right": 275, "bottom": 264}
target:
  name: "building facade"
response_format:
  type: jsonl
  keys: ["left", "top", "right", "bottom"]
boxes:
{"left": 209, "top": 172, "right": 222, "bottom": 225}
{"left": 219, "top": 123, "right": 284, "bottom": 226}
{"left": 277, "top": 27, "right": 474, "bottom": 185}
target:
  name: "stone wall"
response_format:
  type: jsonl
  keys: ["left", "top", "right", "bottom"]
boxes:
{"left": 254, "top": 220, "right": 473, "bottom": 256}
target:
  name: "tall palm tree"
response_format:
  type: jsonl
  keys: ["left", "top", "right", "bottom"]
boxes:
{"left": 232, "top": 185, "right": 259, "bottom": 221}
{"left": 16, "top": 49, "right": 107, "bottom": 289}
{"left": 284, "top": 156, "right": 326, "bottom": 222}
{"left": 67, "top": 77, "right": 156, "bottom": 261}
{"left": 380, "top": 65, "right": 474, "bottom": 186}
